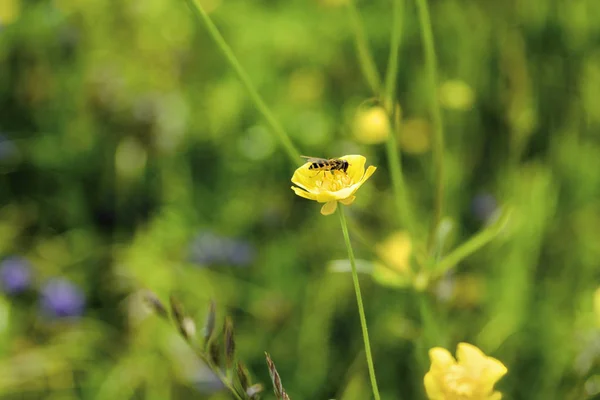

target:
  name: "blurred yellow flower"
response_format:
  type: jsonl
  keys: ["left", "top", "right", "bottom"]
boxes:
{"left": 288, "top": 69, "right": 325, "bottom": 104}
{"left": 424, "top": 342, "right": 507, "bottom": 400}
{"left": 0, "top": 0, "right": 20, "bottom": 25}
{"left": 291, "top": 155, "right": 376, "bottom": 216}
{"left": 439, "top": 79, "right": 475, "bottom": 111}
{"left": 372, "top": 231, "right": 413, "bottom": 288}
{"left": 399, "top": 118, "right": 431, "bottom": 154}
{"left": 353, "top": 106, "right": 391, "bottom": 145}
{"left": 376, "top": 231, "right": 412, "bottom": 273}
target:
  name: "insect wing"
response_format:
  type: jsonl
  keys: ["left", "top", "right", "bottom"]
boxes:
{"left": 300, "top": 156, "right": 328, "bottom": 164}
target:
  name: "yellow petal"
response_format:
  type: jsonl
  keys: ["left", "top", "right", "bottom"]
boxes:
{"left": 457, "top": 342, "right": 488, "bottom": 374}
{"left": 359, "top": 165, "right": 377, "bottom": 185}
{"left": 423, "top": 372, "right": 444, "bottom": 400}
{"left": 329, "top": 166, "right": 376, "bottom": 200}
{"left": 429, "top": 347, "right": 456, "bottom": 371}
{"left": 327, "top": 165, "right": 377, "bottom": 201}
{"left": 320, "top": 201, "right": 338, "bottom": 215}
{"left": 339, "top": 196, "right": 356, "bottom": 205}
{"left": 340, "top": 155, "right": 366, "bottom": 183}
{"left": 291, "top": 186, "right": 317, "bottom": 201}
{"left": 315, "top": 191, "right": 342, "bottom": 203}
{"left": 291, "top": 165, "right": 317, "bottom": 191}
{"left": 325, "top": 185, "right": 357, "bottom": 201}
{"left": 489, "top": 391, "right": 503, "bottom": 400}
{"left": 483, "top": 356, "right": 508, "bottom": 383}
{"left": 480, "top": 356, "right": 508, "bottom": 393}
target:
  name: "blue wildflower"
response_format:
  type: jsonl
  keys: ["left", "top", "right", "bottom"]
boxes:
{"left": 228, "top": 240, "right": 255, "bottom": 267}
{"left": 470, "top": 193, "right": 498, "bottom": 223}
{"left": 41, "top": 278, "right": 85, "bottom": 318}
{"left": 0, "top": 134, "right": 18, "bottom": 161}
{"left": 0, "top": 257, "right": 31, "bottom": 294}
{"left": 188, "top": 232, "right": 255, "bottom": 267}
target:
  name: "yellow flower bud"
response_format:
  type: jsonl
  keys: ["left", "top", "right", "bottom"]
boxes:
{"left": 399, "top": 118, "right": 431, "bottom": 154}
{"left": 353, "top": 107, "right": 391, "bottom": 145}
{"left": 439, "top": 79, "right": 475, "bottom": 111}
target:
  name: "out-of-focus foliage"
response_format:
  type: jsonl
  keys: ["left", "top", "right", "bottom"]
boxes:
{"left": 1, "top": 0, "right": 599, "bottom": 399}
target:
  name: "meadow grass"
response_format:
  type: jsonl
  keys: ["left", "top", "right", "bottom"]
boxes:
{"left": 0, "top": 0, "right": 598, "bottom": 399}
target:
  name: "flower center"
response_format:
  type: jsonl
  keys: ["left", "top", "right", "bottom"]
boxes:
{"left": 444, "top": 365, "right": 476, "bottom": 399}
{"left": 313, "top": 171, "right": 352, "bottom": 192}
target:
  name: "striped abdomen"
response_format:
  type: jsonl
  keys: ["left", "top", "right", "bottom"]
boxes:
{"left": 309, "top": 161, "right": 333, "bottom": 171}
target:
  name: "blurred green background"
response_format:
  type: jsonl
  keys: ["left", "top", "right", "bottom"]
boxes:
{"left": 1, "top": 0, "right": 600, "bottom": 399}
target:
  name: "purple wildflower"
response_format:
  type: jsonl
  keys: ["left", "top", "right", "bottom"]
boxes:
{"left": 188, "top": 231, "right": 255, "bottom": 267}
{"left": 0, "top": 134, "right": 18, "bottom": 161}
{"left": 228, "top": 241, "right": 255, "bottom": 267}
{"left": 0, "top": 257, "right": 31, "bottom": 294}
{"left": 41, "top": 278, "right": 85, "bottom": 318}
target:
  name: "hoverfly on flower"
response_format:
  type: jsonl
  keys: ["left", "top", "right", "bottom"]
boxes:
{"left": 291, "top": 155, "right": 376, "bottom": 215}
{"left": 300, "top": 156, "right": 349, "bottom": 175}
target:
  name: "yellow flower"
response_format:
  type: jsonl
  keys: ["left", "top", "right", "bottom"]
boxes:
{"left": 424, "top": 342, "right": 507, "bottom": 400}
{"left": 439, "top": 79, "right": 475, "bottom": 111}
{"left": 291, "top": 155, "right": 376, "bottom": 216}
{"left": 0, "top": 0, "right": 20, "bottom": 25}
{"left": 400, "top": 118, "right": 431, "bottom": 154}
{"left": 353, "top": 106, "right": 391, "bottom": 145}
{"left": 376, "top": 231, "right": 412, "bottom": 273}
{"left": 372, "top": 231, "right": 413, "bottom": 288}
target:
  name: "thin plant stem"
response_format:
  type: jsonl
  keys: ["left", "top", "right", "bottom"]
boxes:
{"left": 183, "top": 0, "right": 301, "bottom": 164}
{"left": 382, "top": 0, "right": 416, "bottom": 235}
{"left": 385, "top": 111, "right": 415, "bottom": 235}
{"left": 415, "top": 0, "right": 445, "bottom": 252}
{"left": 162, "top": 312, "right": 244, "bottom": 400}
{"left": 433, "top": 209, "right": 512, "bottom": 279}
{"left": 347, "top": 0, "right": 415, "bottom": 237}
{"left": 337, "top": 205, "right": 381, "bottom": 400}
{"left": 384, "top": 0, "right": 404, "bottom": 110}
{"left": 197, "top": 350, "right": 244, "bottom": 400}
{"left": 346, "top": 0, "right": 382, "bottom": 94}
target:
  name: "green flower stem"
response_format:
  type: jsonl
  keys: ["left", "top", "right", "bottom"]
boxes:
{"left": 346, "top": 0, "right": 415, "bottom": 238}
{"left": 432, "top": 209, "right": 512, "bottom": 279}
{"left": 382, "top": 0, "right": 416, "bottom": 236}
{"left": 415, "top": 0, "right": 445, "bottom": 252}
{"left": 337, "top": 205, "right": 381, "bottom": 400}
{"left": 183, "top": 0, "right": 301, "bottom": 164}
{"left": 346, "top": 0, "right": 382, "bottom": 94}
{"left": 417, "top": 292, "right": 444, "bottom": 348}
{"left": 384, "top": 0, "right": 404, "bottom": 110}
{"left": 385, "top": 128, "right": 415, "bottom": 235}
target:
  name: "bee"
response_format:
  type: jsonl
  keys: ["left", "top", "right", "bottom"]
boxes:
{"left": 301, "top": 156, "right": 349, "bottom": 175}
